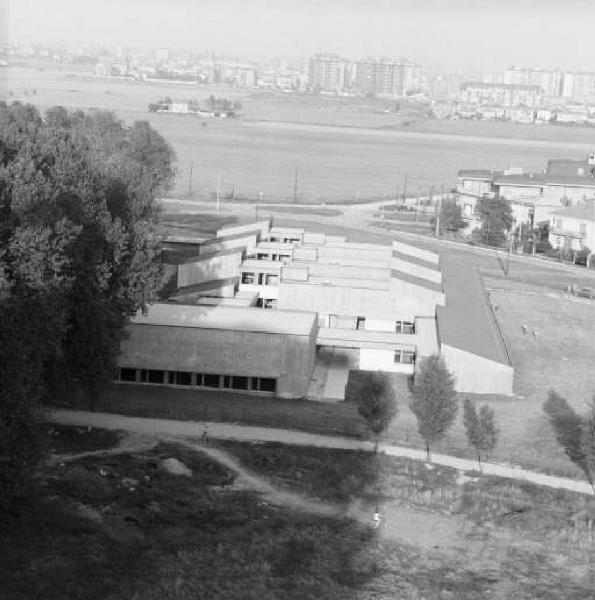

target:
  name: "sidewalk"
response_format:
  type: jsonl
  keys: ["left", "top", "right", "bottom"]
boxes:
{"left": 50, "top": 409, "right": 594, "bottom": 496}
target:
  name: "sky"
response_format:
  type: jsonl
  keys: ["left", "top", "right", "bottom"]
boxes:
{"left": 5, "top": 0, "right": 595, "bottom": 73}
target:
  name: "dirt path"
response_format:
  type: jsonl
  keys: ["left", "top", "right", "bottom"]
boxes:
{"left": 50, "top": 410, "right": 595, "bottom": 496}
{"left": 176, "top": 438, "right": 476, "bottom": 553}
{"left": 48, "top": 431, "right": 159, "bottom": 465}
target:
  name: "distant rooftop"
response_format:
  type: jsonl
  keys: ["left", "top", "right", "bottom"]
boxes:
{"left": 132, "top": 303, "right": 316, "bottom": 336}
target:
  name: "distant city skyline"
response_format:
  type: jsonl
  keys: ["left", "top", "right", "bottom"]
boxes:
{"left": 5, "top": 0, "right": 595, "bottom": 73}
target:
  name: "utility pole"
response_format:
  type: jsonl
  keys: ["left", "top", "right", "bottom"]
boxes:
{"left": 435, "top": 185, "right": 443, "bottom": 239}
{"left": 415, "top": 190, "right": 420, "bottom": 223}
{"left": 188, "top": 160, "right": 193, "bottom": 196}
{"left": 402, "top": 174, "right": 408, "bottom": 206}
{"left": 293, "top": 166, "right": 298, "bottom": 204}
{"left": 216, "top": 172, "right": 221, "bottom": 211}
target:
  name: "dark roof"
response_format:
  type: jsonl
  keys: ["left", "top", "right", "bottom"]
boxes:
{"left": 202, "top": 231, "right": 258, "bottom": 245}
{"left": 493, "top": 173, "right": 546, "bottom": 186}
{"left": 437, "top": 256, "right": 511, "bottom": 366}
{"left": 457, "top": 169, "right": 500, "bottom": 180}
{"left": 390, "top": 269, "right": 443, "bottom": 293}
{"left": 392, "top": 249, "right": 440, "bottom": 272}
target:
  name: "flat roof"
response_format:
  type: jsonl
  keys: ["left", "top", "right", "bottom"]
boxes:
{"left": 132, "top": 303, "right": 316, "bottom": 336}
{"left": 177, "top": 247, "right": 243, "bottom": 263}
{"left": 161, "top": 234, "right": 206, "bottom": 245}
{"left": 437, "top": 256, "right": 511, "bottom": 366}
{"left": 241, "top": 259, "right": 283, "bottom": 272}
{"left": 457, "top": 169, "right": 501, "bottom": 180}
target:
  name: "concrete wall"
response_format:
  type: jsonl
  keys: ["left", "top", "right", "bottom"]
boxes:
{"left": 118, "top": 324, "right": 314, "bottom": 398}
{"left": 365, "top": 318, "right": 395, "bottom": 332}
{"left": 177, "top": 252, "right": 242, "bottom": 288}
{"left": 439, "top": 344, "right": 514, "bottom": 396}
{"left": 359, "top": 348, "right": 415, "bottom": 374}
{"left": 201, "top": 233, "right": 258, "bottom": 256}
{"left": 239, "top": 283, "right": 279, "bottom": 300}
{"left": 217, "top": 220, "right": 270, "bottom": 239}
{"left": 392, "top": 241, "right": 439, "bottom": 265}
{"left": 303, "top": 232, "right": 326, "bottom": 245}
{"left": 317, "top": 245, "right": 390, "bottom": 264}
{"left": 278, "top": 282, "right": 394, "bottom": 318}
{"left": 293, "top": 247, "right": 318, "bottom": 261}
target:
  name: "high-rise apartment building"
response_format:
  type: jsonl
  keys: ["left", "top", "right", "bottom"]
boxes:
{"left": 504, "top": 67, "right": 563, "bottom": 97}
{"left": 308, "top": 53, "right": 348, "bottom": 92}
{"left": 561, "top": 71, "right": 595, "bottom": 98}
{"left": 354, "top": 57, "right": 422, "bottom": 96}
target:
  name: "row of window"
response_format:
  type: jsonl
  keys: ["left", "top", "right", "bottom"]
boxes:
{"left": 117, "top": 368, "right": 277, "bottom": 393}
{"left": 256, "top": 298, "right": 277, "bottom": 309}
{"left": 394, "top": 350, "right": 416, "bottom": 364}
{"left": 256, "top": 252, "right": 291, "bottom": 262}
{"left": 267, "top": 236, "right": 301, "bottom": 243}
{"left": 327, "top": 315, "right": 415, "bottom": 334}
{"left": 241, "top": 272, "right": 279, "bottom": 286}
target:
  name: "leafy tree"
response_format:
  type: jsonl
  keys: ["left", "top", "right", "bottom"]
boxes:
{"left": 543, "top": 391, "right": 595, "bottom": 490}
{"left": 431, "top": 198, "right": 466, "bottom": 232}
{"left": 463, "top": 399, "right": 498, "bottom": 470}
{"left": 351, "top": 372, "right": 397, "bottom": 453}
{"left": 0, "top": 102, "right": 175, "bottom": 505}
{"left": 473, "top": 197, "right": 513, "bottom": 248}
{"left": 410, "top": 354, "right": 458, "bottom": 461}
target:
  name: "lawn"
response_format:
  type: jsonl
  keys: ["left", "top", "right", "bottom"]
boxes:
{"left": 3, "top": 427, "right": 594, "bottom": 599}
{"left": 67, "top": 383, "right": 366, "bottom": 439}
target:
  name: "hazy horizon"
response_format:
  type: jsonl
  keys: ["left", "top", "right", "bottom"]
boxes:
{"left": 4, "top": 0, "right": 595, "bottom": 73}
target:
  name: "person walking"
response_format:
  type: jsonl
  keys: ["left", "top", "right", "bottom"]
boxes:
{"left": 372, "top": 505, "right": 382, "bottom": 529}
{"left": 201, "top": 422, "right": 210, "bottom": 445}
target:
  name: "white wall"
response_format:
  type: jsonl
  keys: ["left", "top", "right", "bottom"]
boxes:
{"left": 392, "top": 241, "right": 440, "bottom": 264}
{"left": 359, "top": 348, "right": 415, "bottom": 374}
{"left": 238, "top": 284, "right": 279, "bottom": 300}
{"left": 365, "top": 318, "right": 396, "bottom": 332}
{"left": 391, "top": 257, "right": 442, "bottom": 284}
{"left": 440, "top": 344, "right": 514, "bottom": 396}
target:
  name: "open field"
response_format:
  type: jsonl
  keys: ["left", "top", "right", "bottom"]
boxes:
{"left": 3, "top": 426, "right": 594, "bottom": 599}
{"left": 4, "top": 65, "right": 595, "bottom": 202}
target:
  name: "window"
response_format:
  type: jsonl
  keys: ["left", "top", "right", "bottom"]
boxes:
{"left": 241, "top": 272, "right": 255, "bottom": 284}
{"left": 175, "top": 371, "right": 192, "bottom": 386}
{"left": 259, "top": 378, "right": 277, "bottom": 393}
{"left": 396, "top": 320, "right": 415, "bottom": 334}
{"left": 356, "top": 317, "right": 366, "bottom": 330}
{"left": 258, "top": 273, "right": 265, "bottom": 285}
{"left": 393, "top": 351, "right": 402, "bottom": 363}
{"left": 257, "top": 253, "right": 268, "bottom": 260}
{"left": 263, "top": 298, "right": 277, "bottom": 309}
{"left": 580, "top": 223, "right": 587, "bottom": 236}
{"left": 119, "top": 368, "right": 136, "bottom": 382}
{"left": 204, "top": 374, "right": 220, "bottom": 388}
{"left": 279, "top": 254, "right": 290, "bottom": 262}
{"left": 140, "top": 369, "right": 148, "bottom": 383}
{"left": 232, "top": 376, "right": 249, "bottom": 390}
{"left": 222, "top": 375, "right": 232, "bottom": 389}
{"left": 265, "top": 273, "right": 278, "bottom": 286}
{"left": 194, "top": 373, "right": 204, "bottom": 386}
{"left": 402, "top": 351, "right": 416, "bottom": 364}
{"left": 147, "top": 370, "right": 164, "bottom": 384}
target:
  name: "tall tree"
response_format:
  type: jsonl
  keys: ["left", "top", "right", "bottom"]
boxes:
{"left": 351, "top": 372, "right": 398, "bottom": 453}
{"left": 543, "top": 391, "right": 595, "bottom": 490}
{"left": 410, "top": 354, "right": 458, "bottom": 461}
{"left": 463, "top": 399, "right": 498, "bottom": 470}
{"left": 0, "top": 102, "right": 175, "bottom": 506}
{"left": 431, "top": 198, "right": 466, "bottom": 233}
{"left": 473, "top": 197, "right": 513, "bottom": 248}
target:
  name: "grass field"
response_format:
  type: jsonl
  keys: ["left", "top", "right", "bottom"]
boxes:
{"left": 3, "top": 427, "right": 594, "bottom": 599}
{"left": 4, "top": 65, "right": 595, "bottom": 203}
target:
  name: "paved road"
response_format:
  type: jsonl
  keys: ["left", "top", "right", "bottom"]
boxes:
{"left": 51, "top": 409, "right": 594, "bottom": 496}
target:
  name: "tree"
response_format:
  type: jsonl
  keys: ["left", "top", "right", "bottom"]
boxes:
{"left": 0, "top": 102, "right": 175, "bottom": 506}
{"left": 410, "top": 355, "right": 458, "bottom": 461}
{"left": 543, "top": 391, "right": 595, "bottom": 490}
{"left": 473, "top": 197, "right": 513, "bottom": 248}
{"left": 431, "top": 198, "right": 466, "bottom": 233}
{"left": 463, "top": 399, "right": 498, "bottom": 470}
{"left": 351, "top": 372, "right": 397, "bottom": 453}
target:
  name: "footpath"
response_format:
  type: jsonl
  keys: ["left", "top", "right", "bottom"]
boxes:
{"left": 51, "top": 409, "right": 594, "bottom": 496}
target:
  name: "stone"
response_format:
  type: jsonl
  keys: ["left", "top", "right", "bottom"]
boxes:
{"left": 158, "top": 457, "right": 192, "bottom": 477}
{"left": 74, "top": 502, "right": 103, "bottom": 524}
